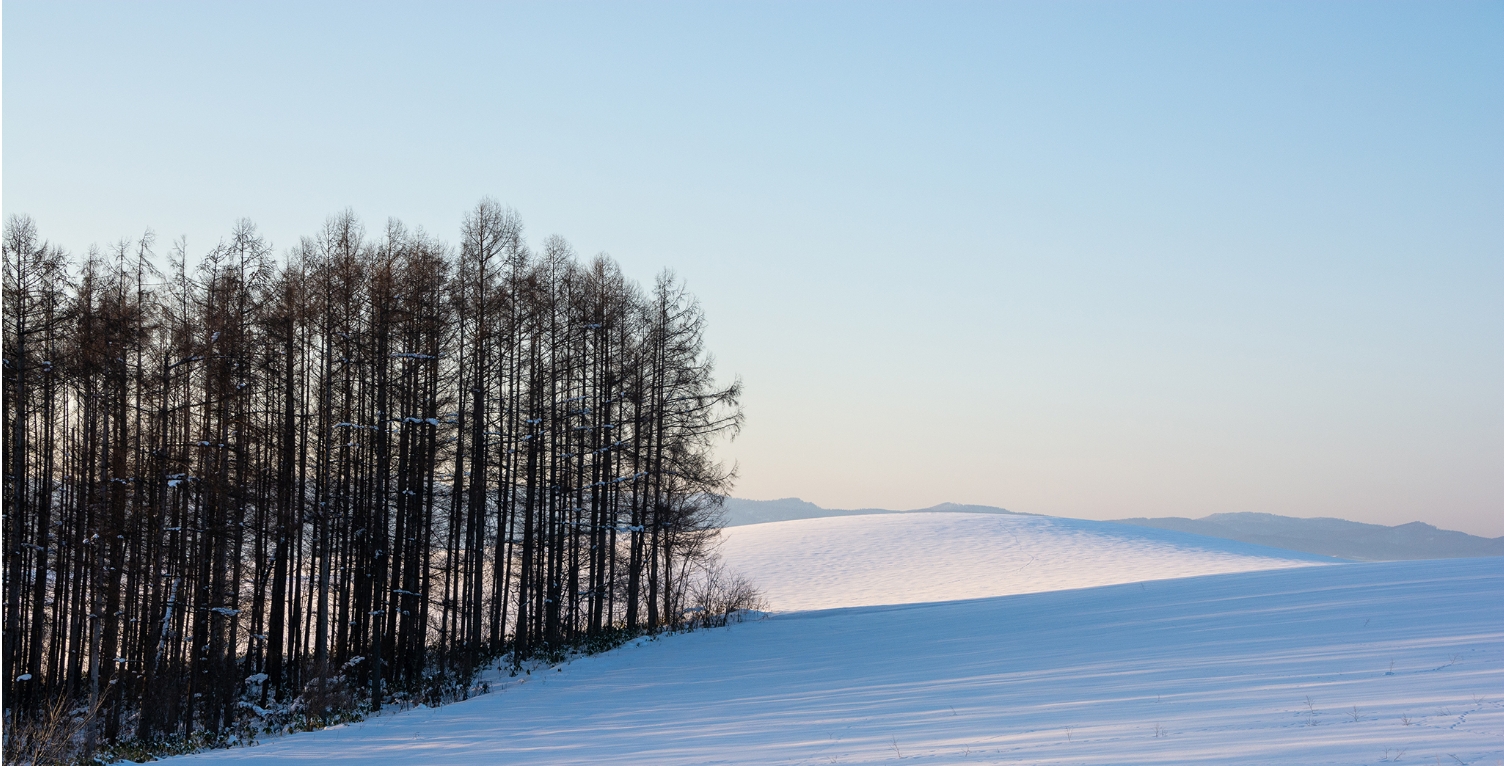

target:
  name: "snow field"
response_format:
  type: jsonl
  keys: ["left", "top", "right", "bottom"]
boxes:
{"left": 172, "top": 556, "right": 1503, "bottom": 765}
{"left": 718, "top": 511, "right": 1333, "bottom": 611}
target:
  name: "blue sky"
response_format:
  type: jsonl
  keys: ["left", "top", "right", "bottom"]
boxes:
{"left": 5, "top": 2, "right": 1501, "bottom": 534}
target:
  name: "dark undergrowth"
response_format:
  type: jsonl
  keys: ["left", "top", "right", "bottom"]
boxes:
{"left": 7, "top": 626, "right": 672, "bottom": 765}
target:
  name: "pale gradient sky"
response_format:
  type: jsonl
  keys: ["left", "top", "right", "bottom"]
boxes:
{"left": 5, "top": 2, "right": 1501, "bottom": 535}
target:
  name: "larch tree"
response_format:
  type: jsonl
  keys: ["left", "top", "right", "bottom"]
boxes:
{"left": 1, "top": 204, "right": 749, "bottom": 762}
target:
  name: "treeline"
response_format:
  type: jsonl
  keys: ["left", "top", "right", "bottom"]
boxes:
{"left": 1, "top": 201, "right": 744, "bottom": 753}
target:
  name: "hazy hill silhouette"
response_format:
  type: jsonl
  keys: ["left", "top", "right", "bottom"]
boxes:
{"left": 1112, "top": 512, "right": 1504, "bottom": 561}
{"left": 722, "top": 498, "right": 1502, "bottom": 561}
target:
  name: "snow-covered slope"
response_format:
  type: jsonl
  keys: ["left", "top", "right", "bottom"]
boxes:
{"left": 174, "top": 557, "right": 1503, "bottom": 765}
{"left": 718, "top": 511, "right": 1332, "bottom": 612}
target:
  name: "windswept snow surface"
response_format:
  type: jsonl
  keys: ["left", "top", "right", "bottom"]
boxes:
{"left": 718, "top": 512, "right": 1332, "bottom": 612}
{"left": 173, "top": 558, "right": 1502, "bottom": 765}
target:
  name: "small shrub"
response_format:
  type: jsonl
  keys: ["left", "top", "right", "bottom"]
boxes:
{"left": 290, "top": 662, "right": 359, "bottom": 728}
{"left": 3, "top": 694, "right": 101, "bottom": 766}
{"left": 684, "top": 558, "right": 767, "bottom": 629}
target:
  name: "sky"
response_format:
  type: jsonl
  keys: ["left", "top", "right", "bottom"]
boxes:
{"left": 5, "top": 2, "right": 1502, "bottom": 536}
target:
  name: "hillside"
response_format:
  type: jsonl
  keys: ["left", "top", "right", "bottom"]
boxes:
{"left": 717, "top": 511, "right": 1331, "bottom": 611}
{"left": 723, "top": 497, "right": 1503, "bottom": 561}
{"left": 172, "top": 557, "right": 1504, "bottom": 765}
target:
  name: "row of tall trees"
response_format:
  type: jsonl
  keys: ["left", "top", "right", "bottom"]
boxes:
{"left": 1, "top": 202, "right": 744, "bottom": 752}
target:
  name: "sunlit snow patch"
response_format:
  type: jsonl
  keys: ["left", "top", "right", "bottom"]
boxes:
{"left": 718, "top": 511, "right": 1332, "bottom": 611}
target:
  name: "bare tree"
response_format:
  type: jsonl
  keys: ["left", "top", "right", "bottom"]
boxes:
{"left": 1, "top": 204, "right": 744, "bottom": 761}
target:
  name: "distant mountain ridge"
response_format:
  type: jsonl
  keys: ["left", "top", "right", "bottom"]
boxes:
{"left": 1111, "top": 512, "right": 1504, "bottom": 561}
{"left": 720, "top": 497, "right": 1024, "bottom": 527}
{"left": 721, "top": 498, "right": 1503, "bottom": 561}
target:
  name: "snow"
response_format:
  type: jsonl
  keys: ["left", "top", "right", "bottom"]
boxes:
{"left": 164, "top": 514, "right": 1501, "bottom": 765}
{"left": 170, "top": 556, "right": 1502, "bottom": 765}
{"left": 718, "top": 512, "right": 1333, "bottom": 611}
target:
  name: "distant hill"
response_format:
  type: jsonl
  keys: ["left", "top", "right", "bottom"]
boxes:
{"left": 723, "top": 498, "right": 1503, "bottom": 561}
{"left": 1111, "top": 512, "right": 1504, "bottom": 561}
{"left": 721, "top": 497, "right": 1023, "bottom": 527}
{"left": 720, "top": 511, "right": 1328, "bottom": 612}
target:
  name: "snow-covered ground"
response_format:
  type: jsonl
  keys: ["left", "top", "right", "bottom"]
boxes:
{"left": 168, "top": 516, "right": 1503, "bottom": 765}
{"left": 718, "top": 511, "right": 1332, "bottom": 611}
